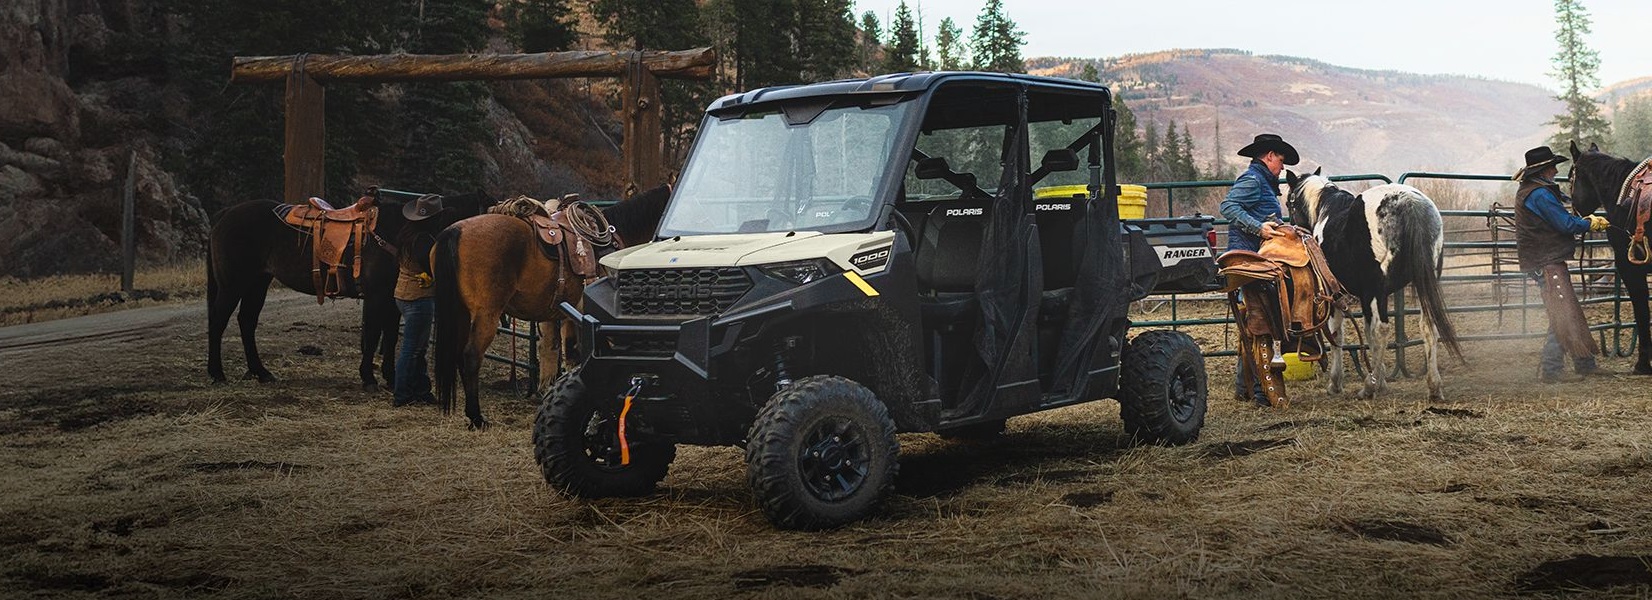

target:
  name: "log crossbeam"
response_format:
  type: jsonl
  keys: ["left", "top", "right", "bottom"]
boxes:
{"left": 231, "top": 48, "right": 715, "bottom": 84}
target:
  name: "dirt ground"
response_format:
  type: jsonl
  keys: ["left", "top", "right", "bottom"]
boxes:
{"left": 3, "top": 288, "right": 1651, "bottom": 599}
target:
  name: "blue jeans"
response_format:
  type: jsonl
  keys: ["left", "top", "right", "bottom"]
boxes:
{"left": 394, "top": 297, "right": 435, "bottom": 404}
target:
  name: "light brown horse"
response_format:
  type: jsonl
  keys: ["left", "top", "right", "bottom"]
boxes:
{"left": 432, "top": 186, "right": 671, "bottom": 429}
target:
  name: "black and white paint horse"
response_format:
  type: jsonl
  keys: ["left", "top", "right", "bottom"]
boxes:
{"left": 1567, "top": 141, "right": 1652, "bottom": 374}
{"left": 1285, "top": 170, "right": 1464, "bottom": 400}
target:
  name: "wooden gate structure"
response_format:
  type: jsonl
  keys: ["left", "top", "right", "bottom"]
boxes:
{"left": 228, "top": 48, "right": 717, "bottom": 203}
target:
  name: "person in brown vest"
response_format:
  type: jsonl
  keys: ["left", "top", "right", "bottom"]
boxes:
{"left": 1512, "top": 146, "right": 1611, "bottom": 382}
{"left": 392, "top": 194, "right": 445, "bottom": 407}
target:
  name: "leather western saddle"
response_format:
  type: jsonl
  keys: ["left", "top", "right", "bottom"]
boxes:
{"left": 1217, "top": 225, "right": 1358, "bottom": 408}
{"left": 1621, "top": 158, "right": 1652, "bottom": 265}
{"left": 277, "top": 190, "right": 381, "bottom": 304}
{"left": 511, "top": 194, "right": 624, "bottom": 284}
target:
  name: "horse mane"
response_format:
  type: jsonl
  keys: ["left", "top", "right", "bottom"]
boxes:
{"left": 1573, "top": 150, "right": 1639, "bottom": 215}
{"left": 1291, "top": 174, "right": 1357, "bottom": 227}
{"left": 603, "top": 185, "right": 672, "bottom": 244}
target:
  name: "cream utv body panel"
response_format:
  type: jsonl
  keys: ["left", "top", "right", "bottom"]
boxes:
{"left": 602, "top": 231, "right": 898, "bottom": 275}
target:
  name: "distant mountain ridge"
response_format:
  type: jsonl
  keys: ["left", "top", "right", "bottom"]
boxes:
{"left": 1025, "top": 49, "right": 1639, "bottom": 179}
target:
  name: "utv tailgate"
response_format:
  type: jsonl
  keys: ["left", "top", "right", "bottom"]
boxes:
{"left": 1124, "top": 216, "right": 1219, "bottom": 295}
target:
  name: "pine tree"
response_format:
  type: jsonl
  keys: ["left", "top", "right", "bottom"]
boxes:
{"left": 1612, "top": 96, "right": 1652, "bottom": 159}
{"left": 1159, "top": 118, "right": 1184, "bottom": 181}
{"left": 934, "top": 17, "right": 964, "bottom": 71}
{"left": 592, "top": 0, "right": 712, "bottom": 161}
{"left": 1178, "top": 125, "right": 1199, "bottom": 180}
{"left": 1113, "top": 96, "right": 1145, "bottom": 183}
{"left": 1547, "top": 0, "right": 1611, "bottom": 148}
{"left": 1077, "top": 62, "right": 1100, "bottom": 83}
{"left": 501, "top": 0, "right": 578, "bottom": 54}
{"left": 858, "top": 11, "right": 883, "bottom": 73}
{"left": 969, "top": 0, "right": 1024, "bottom": 73}
{"left": 796, "top": 0, "right": 858, "bottom": 81}
{"left": 393, "top": 0, "right": 492, "bottom": 193}
{"left": 883, "top": 1, "right": 922, "bottom": 74}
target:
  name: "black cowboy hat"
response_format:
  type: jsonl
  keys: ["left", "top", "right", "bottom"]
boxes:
{"left": 403, "top": 193, "right": 445, "bottom": 221}
{"left": 1513, "top": 145, "right": 1569, "bottom": 180}
{"left": 1236, "top": 133, "right": 1300, "bottom": 166}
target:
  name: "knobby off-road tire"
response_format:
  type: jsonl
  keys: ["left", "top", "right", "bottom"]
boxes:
{"left": 1118, "top": 330, "right": 1207, "bottom": 445}
{"left": 533, "top": 369, "right": 675, "bottom": 497}
{"left": 745, "top": 375, "right": 900, "bottom": 530}
{"left": 936, "top": 418, "right": 1007, "bottom": 441}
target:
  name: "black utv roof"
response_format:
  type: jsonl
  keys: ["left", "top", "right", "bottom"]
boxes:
{"left": 707, "top": 71, "right": 1111, "bottom": 116}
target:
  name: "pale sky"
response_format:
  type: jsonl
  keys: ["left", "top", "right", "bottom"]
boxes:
{"left": 854, "top": 0, "right": 1652, "bottom": 92}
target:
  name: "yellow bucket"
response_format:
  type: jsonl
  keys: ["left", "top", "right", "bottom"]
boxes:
{"left": 1282, "top": 353, "right": 1316, "bottom": 381}
{"left": 1031, "top": 184, "right": 1149, "bottom": 220}
{"left": 1117, "top": 184, "right": 1147, "bottom": 220}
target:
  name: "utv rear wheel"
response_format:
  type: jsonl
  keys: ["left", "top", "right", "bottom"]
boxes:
{"left": 936, "top": 418, "right": 1007, "bottom": 441}
{"left": 534, "top": 369, "right": 675, "bottom": 497}
{"left": 745, "top": 376, "right": 899, "bottom": 530}
{"left": 1118, "top": 330, "right": 1207, "bottom": 445}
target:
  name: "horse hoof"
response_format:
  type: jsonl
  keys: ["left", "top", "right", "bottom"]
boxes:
{"left": 1635, "top": 364, "right": 1652, "bottom": 375}
{"left": 362, "top": 382, "right": 379, "bottom": 392}
{"left": 246, "top": 371, "right": 277, "bottom": 384}
{"left": 467, "top": 419, "right": 490, "bottom": 431}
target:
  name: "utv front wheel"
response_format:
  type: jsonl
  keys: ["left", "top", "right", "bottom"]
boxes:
{"left": 1118, "top": 330, "right": 1207, "bottom": 445}
{"left": 533, "top": 369, "right": 675, "bottom": 497}
{"left": 745, "top": 376, "right": 899, "bottom": 530}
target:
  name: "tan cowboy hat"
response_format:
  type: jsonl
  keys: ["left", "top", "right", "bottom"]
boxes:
{"left": 1236, "top": 133, "right": 1300, "bottom": 165}
{"left": 403, "top": 193, "right": 445, "bottom": 221}
{"left": 1513, "top": 145, "right": 1568, "bottom": 181}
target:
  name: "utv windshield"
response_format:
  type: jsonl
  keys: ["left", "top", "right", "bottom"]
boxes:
{"left": 658, "top": 98, "right": 915, "bottom": 237}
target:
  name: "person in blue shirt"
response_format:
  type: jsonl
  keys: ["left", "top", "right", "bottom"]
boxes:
{"left": 1220, "top": 134, "right": 1298, "bottom": 252}
{"left": 1512, "top": 146, "right": 1610, "bottom": 382}
{"left": 1222, "top": 134, "right": 1299, "bottom": 405}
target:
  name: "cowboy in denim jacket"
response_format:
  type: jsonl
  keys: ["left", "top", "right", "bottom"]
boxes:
{"left": 1221, "top": 134, "right": 1300, "bottom": 404}
{"left": 1220, "top": 134, "right": 1299, "bottom": 251}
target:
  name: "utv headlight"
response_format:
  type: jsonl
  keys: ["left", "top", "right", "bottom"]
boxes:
{"left": 758, "top": 259, "right": 841, "bottom": 285}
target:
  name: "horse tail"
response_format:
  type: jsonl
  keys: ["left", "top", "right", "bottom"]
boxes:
{"left": 432, "top": 226, "right": 466, "bottom": 415}
{"left": 1401, "top": 203, "right": 1465, "bottom": 362}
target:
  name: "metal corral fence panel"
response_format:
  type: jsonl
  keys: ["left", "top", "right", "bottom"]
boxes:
{"left": 1136, "top": 172, "right": 1636, "bottom": 378}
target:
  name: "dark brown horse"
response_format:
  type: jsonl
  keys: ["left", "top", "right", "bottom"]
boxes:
{"left": 206, "top": 192, "right": 492, "bottom": 388}
{"left": 1567, "top": 142, "right": 1652, "bottom": 374}
{"left": 433, "top": 186, "right": 671, "bottom": 429}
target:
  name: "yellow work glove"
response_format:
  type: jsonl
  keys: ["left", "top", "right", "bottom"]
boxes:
{"left": 1587, "top": 215, "right": 1610, "bottom": 232}
{"left": 415, "top": 272, "right": 433, "bottom": 288}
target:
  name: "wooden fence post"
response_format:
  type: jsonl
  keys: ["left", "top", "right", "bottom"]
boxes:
{"left": 622, "top": 53, "right": 664, "bottom": 197}
{"left": 121, "top": 150, "right": 137, "bottom": 293}
{"left": 283, "top": 56, "right": 326, "bottom": 205}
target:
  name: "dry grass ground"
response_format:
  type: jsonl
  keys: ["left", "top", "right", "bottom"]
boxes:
{"left": 2, "top": 289, "right": 1651, "bottom": 599}
{"left": 1, "top": 263, "right": 205, "bottom": 326}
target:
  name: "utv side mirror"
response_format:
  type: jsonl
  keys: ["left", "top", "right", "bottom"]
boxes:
{"left": 1040, "top": 148, "right": 1079, "bottom": 172}
{"left": 915, "top": 157, "right": 952, "bottom": 180}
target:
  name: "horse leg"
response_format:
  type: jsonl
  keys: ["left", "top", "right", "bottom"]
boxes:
{"left": 1326, "top": 310, "right": 1345, "bottom": 394}
{"left": 237, "top": 274, "right": 277, "bottom": 383}
{"left": 534, "top": 319, "right": 559, "bottom": 392}
{"left": 1361, "top": 298, "right": 1389, "bottom": 400}
{"left": 207, "top": 269, "right": 241, "bottom": 384}
{"left": 1624, "top": 272, "right": 1652, "bottom": 374}
{"left": 1420, "top": 302, "right": 1444, "bottom": 401}
{"left": 359, "top": 296, "right": 384, "bottom": 391}
{"left": 376, "top": 300, "right": 401, "bottom": 391}
{"left": 462, "top": 308, "right": 504, "bottom": 430}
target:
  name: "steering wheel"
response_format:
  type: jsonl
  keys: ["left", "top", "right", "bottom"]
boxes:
{"left": 889, "top": 208, "right": 917, "bottom": 243}
{"left": 839, "top": 195, "right": 874, "bottom": 216}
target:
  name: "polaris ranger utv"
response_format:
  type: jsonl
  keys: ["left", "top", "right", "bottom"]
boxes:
{"left": 536, "top": 72, "right": 1213, "bottom": 530}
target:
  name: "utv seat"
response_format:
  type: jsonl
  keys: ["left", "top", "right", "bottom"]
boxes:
{"left": 914, "top": 198, "right": 993, "bottom": 325}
